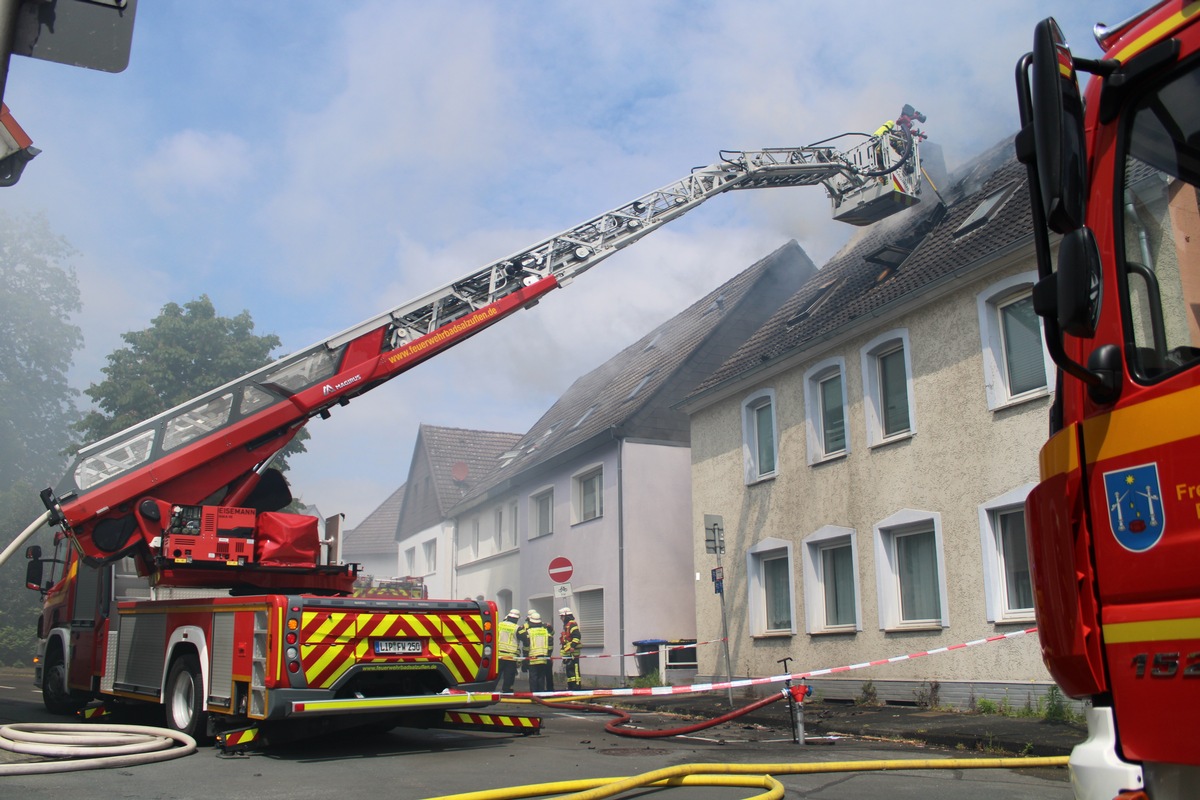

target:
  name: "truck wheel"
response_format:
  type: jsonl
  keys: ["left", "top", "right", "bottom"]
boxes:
{"left": 165, "top": 653, "right": 209, "bottom": 741}
{"left": 42, "top": 649, "right": 87, "bottom": 715}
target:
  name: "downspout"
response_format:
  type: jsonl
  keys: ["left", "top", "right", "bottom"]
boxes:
{"left": 614, "top": 427, "right": 626, "bottom": 684}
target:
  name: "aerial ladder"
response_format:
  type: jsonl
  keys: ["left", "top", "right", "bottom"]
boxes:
{"left": 4, "top": 108, "right": 927, "bottom": 584}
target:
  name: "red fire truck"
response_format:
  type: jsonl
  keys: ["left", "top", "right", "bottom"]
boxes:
{"left": 1017, "top": 4, "right": 1200, "bottom": 798}
{"left": 10, "top": 114, "right": 927, "bottom": 745}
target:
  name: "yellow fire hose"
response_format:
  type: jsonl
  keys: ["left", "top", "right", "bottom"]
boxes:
{"left": 422, "top": 756, "right": 1069, "bottom": 800}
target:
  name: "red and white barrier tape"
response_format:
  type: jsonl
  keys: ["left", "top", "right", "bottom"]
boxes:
{"left": 507, "top": 626, "right": 1037, "bottom": 699}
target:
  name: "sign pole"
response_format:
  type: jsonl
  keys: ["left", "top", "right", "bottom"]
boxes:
{"left": 705, "top": 515, "right": 734, "bottom": 708}
{"left": 716, "top": 543, "right": 733, "bottom": 707}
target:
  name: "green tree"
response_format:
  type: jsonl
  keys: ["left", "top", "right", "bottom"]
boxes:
{"left": 74, "top": 295, "right": 306, "bottom": 465}
{"left": 0, "top": 211, "right": 83, "bottom": 489}
{"left": 0, "top": 211, "right": 83, "bottom": 666}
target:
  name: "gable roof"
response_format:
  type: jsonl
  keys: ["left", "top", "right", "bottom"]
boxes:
{"left": 396, "top": 424, "right": 523, "bottom": 540}
{"left": 685, "top": 141, "right": 1031, "bottom": 404}
{"left": 451, "top": 240, "right": 817, "bottom": 511}
{"left": 343, "top": 482, "right": 405, "bottom": 558}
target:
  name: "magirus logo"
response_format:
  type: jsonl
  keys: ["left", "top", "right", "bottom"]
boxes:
{"left": 322, "top": 375, "right": 362, "bottom": 396}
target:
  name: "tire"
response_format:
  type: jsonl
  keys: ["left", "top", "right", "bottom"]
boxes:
{"left": 42, "top": 646, "right": 88, "bottom": 716}
{"left": 165, "top": 653, "right": 209, "bottom": 742}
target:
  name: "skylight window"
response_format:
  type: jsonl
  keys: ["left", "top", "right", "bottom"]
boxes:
{"left": 955, "top": 182, "right": 1017, "bottom": 237}
{"left": 786, "top": 278, "right": 843, "bottom": 327}
{"left": 574, "top": 404, "right": 598, "bottom": 429}
{"left": 626, "top": 369, "right": 658, "bottom": 401}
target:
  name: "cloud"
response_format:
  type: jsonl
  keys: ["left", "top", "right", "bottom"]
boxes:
{"left": 134, "top": 130, "right": 254, "bottom": 209}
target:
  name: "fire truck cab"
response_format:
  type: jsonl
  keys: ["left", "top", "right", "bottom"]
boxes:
{"left": 1017, "top": 5, "right": 1200, "bottom": 798}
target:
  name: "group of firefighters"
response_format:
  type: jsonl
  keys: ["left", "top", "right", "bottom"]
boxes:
{"left": 497, "top": 606, "right": 582, "bottom": 693}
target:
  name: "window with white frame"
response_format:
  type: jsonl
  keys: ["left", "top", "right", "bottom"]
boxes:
{"left": 494, "top": 507, "right": 504, "bottom": 550}
{"left": 803, "top": 358, "right": 848, "bottom": 464}
{"left": 404, "top": 547, "right": 416, "bottom": 576}
{"left": 802, "top": 526, "right": 861, "bottom": 633}
{"left": 531, "top": 489, "right": 553, "bottom": 538}
{"left": 741, "top": 389, "right": 778, "bottom": 483}
{"left": 861, "top": 330, "right": 915, "bottom": 446}
{"left": 423, "top": 540, "right": 437, "bottom": 575}
{"left": 573, "top": 466, "right": 603, "bottom": 523}
{"left": 576, "top": 588, "right": 604, "bottom": 647}
{"left": 507, "top": 501, "right": 519, "bottom": 549}
{"left": 746, "top": 538, "right": 795, "bottom": 635}
{"left": 470, "top": 517, "right": 480, "bottom": 559}
{"left": 978, "top": 484, "right": 1037, "bottom": 623}
{"left": 977, "top": 273, "right": 1052, "bottom": 410}
{"left": 873, "top": 509, "right": 948, "bottom": 630}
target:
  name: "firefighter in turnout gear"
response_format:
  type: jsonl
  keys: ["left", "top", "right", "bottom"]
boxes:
{"left": 497, "top": 609, "right": 522, "bottom": 693}
{"left": 559, "top": 607, "right": 582, "bottom": 690}
{"left": 524, "top": 611, "right": 553, "bottom": 693}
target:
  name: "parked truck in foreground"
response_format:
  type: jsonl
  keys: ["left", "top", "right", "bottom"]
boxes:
{"left": 1017, "top": 4, "right": 1200, "bottom": 798}
{"left": 8, "top": 112, "right": 927, "bottom": 745}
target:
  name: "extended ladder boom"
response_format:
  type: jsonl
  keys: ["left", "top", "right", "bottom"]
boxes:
{"left": 32, "top": 116, "right": 925, "bottom": 566}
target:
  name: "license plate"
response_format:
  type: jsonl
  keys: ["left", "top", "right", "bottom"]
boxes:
{"left": 374, "top": 639, "right": 422, "bottom": 655}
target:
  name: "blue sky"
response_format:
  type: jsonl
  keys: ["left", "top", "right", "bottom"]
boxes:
{"left": 0, "top": 1, "right": 1144, "bottom": 528}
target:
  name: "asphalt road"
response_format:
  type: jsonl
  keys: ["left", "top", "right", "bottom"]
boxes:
{"left": 0, "top": 667, "right": 1073, "bottom": 799}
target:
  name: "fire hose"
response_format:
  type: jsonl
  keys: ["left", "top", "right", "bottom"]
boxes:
{"left": 422, "top": 756, "right": 1069, "bottom": 800}
{"left": 534, "top": 690, "right": 788, "bottom": 738}
{"left": 0, "top": 722, "right": 197, "bottom": 775}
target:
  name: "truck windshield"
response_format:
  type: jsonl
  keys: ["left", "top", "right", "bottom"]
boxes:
{"left": 1119, "top": 57, "right": 1200, "bottom": 380}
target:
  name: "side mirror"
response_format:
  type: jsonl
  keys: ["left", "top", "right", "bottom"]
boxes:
{"left": 1031, "top": 17, "right": 1088, "bottom": 233}
{"left": 25, "top": 548, "right": 44, "bottom": 592}
{"left": 1057, "top": 227, "right": 1104, "bottom": 337}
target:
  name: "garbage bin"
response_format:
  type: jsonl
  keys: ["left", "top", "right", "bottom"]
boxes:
{"left": 632, "top": 639, "right": 667, "bottom": 677}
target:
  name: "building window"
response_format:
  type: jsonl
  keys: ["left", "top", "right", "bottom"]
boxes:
{"left": 873, "top": 509, "right": 948, "bottom": 630}
{"left": 803, "top": 357, "right": 848, "bottom": 464}
{"left": 531, "top": 489, "right": 554, "bottom": 538}
{"left": 978, "top": 484, "right": 1037, "bottom": 623}
{"left": 573, "top": 466, "right": 603, "bottom": 524}
{"left": 977, "top": 274, "right": 1051, "bottom": 410}
{"left": 494, "top": 507, "right": 504, "bottom": 550}
{"left": 470, "top": 518, "right": 480, "bottom": 559}
{"left": 576, "top": 588, "right": 604, "bottom": 647}
{"left": 746, "top": 538, "right": 795, "bottom": 635}
{"left": 404, "top": 547, "right": 416, "bottom": 576}
{"left": 801, "top": 525, "right": 861, "bottom": 633}
{"left": 741, "top": 389, "right": 778, "bottom": 483}
{"left": 507, "top": 501, "right": 519, "bottom": 549}
{"left": 423, "top": 540, "right": 436, "bottom": 575}
{"left": 861, "top": 330, "right": 915, "bottom": 446}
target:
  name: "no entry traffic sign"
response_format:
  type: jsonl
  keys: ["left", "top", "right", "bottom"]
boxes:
{"left": 548, "top": 556, "right": 573, "bottom": 583}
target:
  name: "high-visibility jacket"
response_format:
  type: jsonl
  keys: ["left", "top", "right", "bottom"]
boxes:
{"left": 560, "top": 618, "right": 581, "bottom": 658}
{"left": 498, "top": 619, "right": 520, "bottom": 660}
{"left": 527, "top": 624, "right": 551, "bottom": 665}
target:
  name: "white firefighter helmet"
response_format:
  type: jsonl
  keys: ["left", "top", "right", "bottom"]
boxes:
{"left": 507, "top": 609, "right": 520, "bottom": 620}
{"left": 528, "top": 611, "right": 542, "bottom": 624}
{"left": 558, "top": 607, "right": 573, "bottom": 617}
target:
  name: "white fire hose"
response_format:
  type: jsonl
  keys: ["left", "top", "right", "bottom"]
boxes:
{"left": 0, "top": 723, "right": 197, "bottom": 774}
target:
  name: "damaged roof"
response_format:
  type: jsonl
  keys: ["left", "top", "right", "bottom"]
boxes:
{"left": 686, "top": 140, "right": 1032, "bottom": 403}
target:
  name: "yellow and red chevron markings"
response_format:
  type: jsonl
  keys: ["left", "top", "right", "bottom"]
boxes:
{"left": 299, "top": 610, "right": 486, "bottom": 688}
{"left": 443, "top": 710, "right": 540, "bottom": 734}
